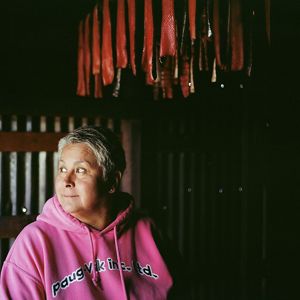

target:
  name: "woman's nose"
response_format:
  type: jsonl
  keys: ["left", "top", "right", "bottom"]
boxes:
{"left": 63, "top": 171, "right": 75, "bottom": 188}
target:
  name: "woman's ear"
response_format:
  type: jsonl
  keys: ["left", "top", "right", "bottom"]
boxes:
{"left": 108, "top": 171, "right": 122, "bottom": 194}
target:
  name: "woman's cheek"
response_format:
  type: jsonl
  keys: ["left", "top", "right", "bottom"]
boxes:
{"left": 54, "top": 177, "right": 63, "bottom": 193}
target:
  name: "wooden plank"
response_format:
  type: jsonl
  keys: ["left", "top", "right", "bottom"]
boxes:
{"left": 9, "top": 152, "right": 17, "bottom": 215}
{"left": 39, "top": 152, "right": 47, "bottom": 212}
{"left": 24, "top": 152, "right": 32, "bottom": 212}
{"left": 0, "top": 132, "right": 67, "bottom": 152}
{"left": 120, "top": 120, "right": 141, "bottom": 206}
{"left": 0, "top": 215, "right": 38, "bottom": 238}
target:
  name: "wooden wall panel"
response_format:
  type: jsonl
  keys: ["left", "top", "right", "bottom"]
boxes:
{"left": 0, "top": 115, "right": 139, "bottom": 268}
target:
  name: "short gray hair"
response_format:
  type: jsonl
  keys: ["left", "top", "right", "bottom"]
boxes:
{"left": 58, "top": 126, "right": 126, "bottom": 184}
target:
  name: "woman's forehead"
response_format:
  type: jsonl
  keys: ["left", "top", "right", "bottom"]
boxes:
{"left": 60, "top": 143, "right": 97, "bottom": 162}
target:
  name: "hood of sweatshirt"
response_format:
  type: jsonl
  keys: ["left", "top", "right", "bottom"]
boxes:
{"left": 37, "top": 192, "right": 134, "bottom": 234}
{"left": 37, "top": 192, "right": 134, "bottom": 299}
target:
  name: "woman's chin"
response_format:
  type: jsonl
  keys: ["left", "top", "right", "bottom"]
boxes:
{"left": 58, "top": 199, "right": 80, "bottom": 214}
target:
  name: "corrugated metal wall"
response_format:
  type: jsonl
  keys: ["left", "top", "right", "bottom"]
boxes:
{"left": 141, "top": 94, "right": 267, "bottom": 299}
{"left": 0, "top": 99, "right": 269, "bottom": 300}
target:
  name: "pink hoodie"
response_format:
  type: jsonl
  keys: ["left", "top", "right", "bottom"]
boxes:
{"left": 0, "top": 194, "right": 175, "bottom": 299}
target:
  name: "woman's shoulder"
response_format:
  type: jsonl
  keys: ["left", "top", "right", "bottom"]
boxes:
{"left": 2, "top": 220, "right": 53, "bottom": 285}
{"left": 17, "top": 217, "right": 52, "bottom": 239}
{"left": 5, "top": 219, "right": 53, "bottom": 259}
{"left": 131, "top": 209, "right": 163, "bottom": 228}
{"left": 125, "top": 209, "right": 167, "bottom": 243}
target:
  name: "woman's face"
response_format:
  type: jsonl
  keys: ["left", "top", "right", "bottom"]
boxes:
{"left": 55, "top": 143, "right": 107, "bottom": 221}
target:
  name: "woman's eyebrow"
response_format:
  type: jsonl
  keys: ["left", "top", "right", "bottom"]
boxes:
{"left": 74, "top": 160, "right": 93, "bottom": 166}
{"left": 59, "top": 159, "right": 93, "bottom": 166}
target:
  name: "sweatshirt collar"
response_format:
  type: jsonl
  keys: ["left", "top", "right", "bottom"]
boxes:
{"left": 37, "top": 193, "right": 134, "bottom": 235}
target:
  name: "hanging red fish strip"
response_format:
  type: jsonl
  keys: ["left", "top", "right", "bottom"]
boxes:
{"left": 161, "top": 57, "right": 173, "bottom": 99}
{"left": 94, "top": 74, "right": 103, "bottom": 98}
{"left": 212, "top": 0, "right": 223, "bottom": 70}
{"left": 142, "top": 0, "right": 154, "bottom": 84}
{"left": 92, "top": 5, "right": 102, "bottom": 98}
{"left": 180, "top": 60, "right": 190, "bottom": 98}
{"left": 173, "top": 21, "right": 179, "bottom": 85}
{"left": 189, "top": 46, "right": 195, "bottom": 93}
{"left": 199, "top": 0, "right": 209, "bottom": 71}
{"left": 127, "top": 0, "right": 136, "bottom": 75}
{"left": 188, "top": 0, "right": 196, "bottom": 94}
{"left": 160, "top": 65, "right": 166, "bottom": 98}
{"left": 153, "top": 44, "right": 161, "bottom": 100}
{"left": 230, "top": 0, "right": 244, "bottom": 71}
{"left": 77, "top": 20, "right": 86, "bottom": 96}
{"left": 102, "top": 0, "right": 114, "bottom": 86}
{"left": 211, "top": 58, "right": 217, "bottom": 82}
{"left": 160, "top": 0, "right": 176, "bottom": 57}
{"left": 179, "top": 0, "right": 190, "bottom": 98}
{"left": 188, "top": 0, "right": 196, "bottom": 41}
{"left": 225, "top": 0, "right": 231, "bottom": 70}
{"left": 112, "top": 68, "right": 122, "bottom": 97}
{"left": 116, "top": 0, "right": 128, "bottom": 68}
{"left": 112, "top": 0, "right": 128, "bottom": 97}
{"left": 92, "top": 5, "right": 100, "bottom": 75}
{"left": 84, "top": 14, "right": 91, "bottom": 96}
{"left": 245, "top": 8, "right": 254, "bottom": 77}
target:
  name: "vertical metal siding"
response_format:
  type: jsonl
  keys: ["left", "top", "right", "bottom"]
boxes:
{"left": 0, "top": 114, "right": 122, "bottom": 267}
{"left": 0, "top": 108, "right": 268, "bottom": 300}
{"left": 141, "top": 111, "right": 266, "bottom": 300}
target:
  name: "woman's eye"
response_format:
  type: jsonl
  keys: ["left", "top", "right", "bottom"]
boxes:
{"left": 76, "top": 167, "right": 86, "bottom": 174}
{"left": 59, "top": 167, "right": 67, "bottom": 173}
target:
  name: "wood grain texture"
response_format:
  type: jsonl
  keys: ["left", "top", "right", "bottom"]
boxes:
{"left": 0, "top": 132, "right": 67, "bottom": 152}
{"left": 0, "top": 215, "right": 38, "bottom": 238}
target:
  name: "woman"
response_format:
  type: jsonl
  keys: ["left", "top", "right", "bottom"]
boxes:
{"left": 0, "top": 126, "right": 185, "bottom": 299}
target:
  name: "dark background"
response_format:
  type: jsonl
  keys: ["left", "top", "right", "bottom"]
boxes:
{"left": 0, "top": 0, "right": 299, "bottom": 299}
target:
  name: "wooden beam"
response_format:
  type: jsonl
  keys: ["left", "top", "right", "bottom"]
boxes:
{"left": 0, "top": 215, "right": 38, "bottom": 238}
{"left": 0, "top": 132, "right": 67, "bottom": 152}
